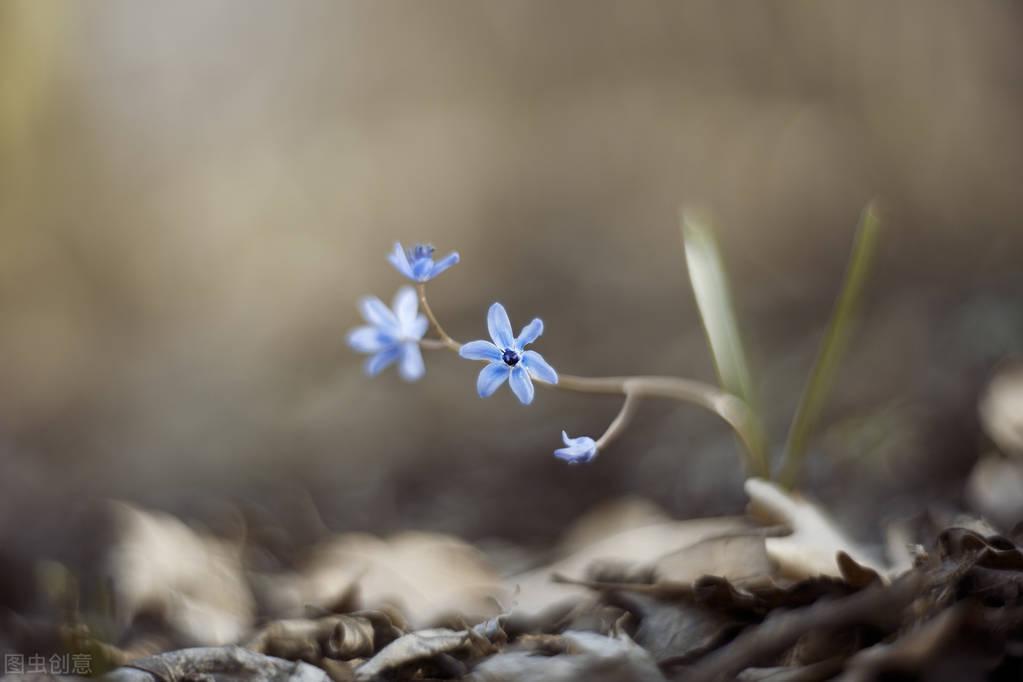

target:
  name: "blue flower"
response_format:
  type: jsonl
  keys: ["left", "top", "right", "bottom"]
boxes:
{"left": 388, "top": 242, "right": 460, "bottom": 283}
{"left": 458, "top": 302, "right": 558, "bottom": 405}
{"left": 554, "top": 432, "right": 598, "bottom": 464}
{"left": 348, "top": 286, "right": 428, "bottom": 381}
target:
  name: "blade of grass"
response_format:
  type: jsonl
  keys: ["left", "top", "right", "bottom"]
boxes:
{"left": 681, "top": 210, "right": 770, "bottom": 479}
{"left": 778, "top": 202, "right": 882, "bottom": 489}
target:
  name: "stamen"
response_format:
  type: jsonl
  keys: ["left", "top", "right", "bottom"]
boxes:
{"left": 502, "top": 349, "right": 520, "bottom": 366}
{"left": 409, "top": 243, "right": 435, "bottom": 261}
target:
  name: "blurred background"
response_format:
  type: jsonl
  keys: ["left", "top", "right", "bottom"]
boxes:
{"left": 2, "top": 0, "right": 1023, "bottom": 578}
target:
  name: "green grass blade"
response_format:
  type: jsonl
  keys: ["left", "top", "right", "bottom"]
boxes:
{"left": 778, "top": 202, "right": 882, "bottom": 489}
{"left": 681, "top": 210, "right": 769, "bottom": 478}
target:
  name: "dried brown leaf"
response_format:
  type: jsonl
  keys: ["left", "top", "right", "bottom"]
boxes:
{"left": 105, "top": 646, "right": 330, "bottom": 682}
{"left": 980, "top": 362, "right": 1023, "bottom": 458}
{"left": 965, "top": 454, "right": 1023, "bottom": 531}
{"left": 511, "top": 510, "right": 753, "bottom": 612}
{"left": 105, "top": 502, "right": 255, "bottom": 646}
{"left": 258, "top": 531, "right": 503, "bottom": 627}
{"left": 245, "top": 614, "right": 380, "bottom": 662}
{"left": 353, "top": 628, "right": 471, "bottom": 681}
{"left": 469, "top": 630, "right": 665, "bottom": 682}
{"left": 745, "top": 479, "right": 887, "bottom": 580}
{"left": 652, "top": 533, "right": 773, "bottom": 584}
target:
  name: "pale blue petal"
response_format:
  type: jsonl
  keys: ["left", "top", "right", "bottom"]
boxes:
{"left": 509, "top": 366, "right": 535, "bottom": 405}
{"left": 521, "top": 350, "right": 558, "bottom": 384}
{"left": 487, "top": 302, "right": 514, "bottom": 348}
{"left": 348, "top": 326, "right": 392, "bottom": 353}
{"left": 407, "top": 314, "right": 429, "bottom": 340}
{"left": 392, "top": 286, "right": 419, "bottom": 329}
{"left": 428, "top": 252, "right": 460, "bottom": 279}
{"left": 365, "top": 345, "right": 402, "bottom": 376}
{"left": 554, "top": 432, "right": 598, "bottom": 464}
{"left": 388, "top": 242, "right": 415, "bottom": 279}
{"left": 399, "top": 342, "right": 425, "bottom": 382}
{"left": 477, "top": 362, "right": 510, "bottom": 398}
{"left": 359, "top": 296, "right": 399, "bottom": 332}
{"left": 459, "top": 340, "right": 503, "bottom": 362}
{"left": 411, "top": 257, "right": 434, "bottom": 281}
{"left": 515, "top": 318, "right": 544, "bottom": 348}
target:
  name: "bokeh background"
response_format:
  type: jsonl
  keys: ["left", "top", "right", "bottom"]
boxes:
{"left": 3, "top": 0, "right": 1023, "bottom": 576}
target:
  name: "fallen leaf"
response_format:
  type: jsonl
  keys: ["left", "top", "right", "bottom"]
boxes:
{"left": 105, "top": 502, "right": 254, "bottom": 646}
{"left": 510, "top": 504, "right": 753, "bottom": 612}
{"left": 105, "top": 646, "right": 330, "bottom": 682}
{"left": 558, "top": 497, "right": 674, "bottom": 555}
{"left": 980, "top": 362, "right": 1023, "bottom": 458}
{"left": 651, "top": 533, "right": 773, "bottom": 584}
{"left": 744, "top": 479, "right": 887, "bottom": 580}
{"left": 245, "top": 613, "right": 385, "bottom": 662}
{"left": 734, "top": 658, "right": 845, "bottom": 681}
{"left": 837, "top": 606, "right": 977, "bottom": 682}
{"left": 353, "top": 628, "right": 470, "bottom": 681}
{"left": 469, "top": 630, "right": 665, "bottom": 682}
{"left": 605, "top": 590, "right": 746, "bottom": 665}
{"left": 257, "top": 531, "right": 504, "bottom": 627}
{"left": 965, "top": 454, "right": 1023, "bottom": 531}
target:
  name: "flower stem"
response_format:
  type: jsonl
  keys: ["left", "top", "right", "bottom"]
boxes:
{"left": 595, "top": 392, "right": 640, "bottom": 450}
{"left": 417, "top": 288, "right": 769, "bottom": 478}
{"left": 416, "top": 284, "right": 461, "bottom": 351}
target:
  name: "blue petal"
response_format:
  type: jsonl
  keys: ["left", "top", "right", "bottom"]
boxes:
{"left": 521, "top": 350, "right": 558, "bottom": 384}
{"left": 459, "top": 340, "right": 503, "bottom": 362}
{"left": 388, "top": 243, "right": 415, "bottom": 280}
{"left": 365, "top": 345, "right": 402, "bottom": 376}
{"left": 348, "top": 326, "right": 392, "bottom": 353}
{"left": 427, "top": 252, "right": 460, "bottom": 280}
{"left": 487, "top": 302, "right": 514, "bottom": 348}
{"left": 392, "top": 286, "right": 419, "bottom": 330}
{"left": 399, "top": 342, "right": 425, "bottom": 382}
{"left": 407, "top": 314, "right": 429, "bottom": 340}
{"left": 359, "top": 296, "right": 399, "bottom": 332}
{"left": 477, "top": 362, "right": 510, "bottom": 398}
{"left": 515, "top": 318, "right": 544, "bottom": 348}
{"left": 554, "top": 432, "right": 598, "bottom": 464}
{"left": 411, "top": 257, "right": 434, "bottom": 281}
{"left": 509, "top": 366, "right": 535, "bottom": 405}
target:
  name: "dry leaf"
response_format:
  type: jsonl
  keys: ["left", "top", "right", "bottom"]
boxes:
{"left": 744, "top": 479, "right": 887, "bottom": 580}
{"left": 606, "top": 590, "right": 745, "bottom": 665}
{"left": 651, "top": 533, "right": 773, "bottom": 584}
{"left": 258, "top": 531, "right": 504, "bottom": 628}
{"left": 965, "top": 454, "right": 1023, "bottom": 530}
{"left": 510, "top": 498, "right": 753, "bottom": 612}
{"left": 837, "top": 606, "right": 969, "bottom": 682}
{"left": 105, "top": 502, "right": 254, "bottom": 646}
{"left": 105, "top": 646, "right": 330, "bottom": 682}
{"left": 353, "top": 628, "right": 470, "bottom": 681}
{"left": 245, "top": 614, "right": 383, "bottom": 662}
{"left": 558, "top": 497, "right": 673, "bottom": 555}
{"left": 980, "top": 362, "right": 1023, "bottom": 458}
{"left": 469, "top": 630, "right": 665, "bottom": 682}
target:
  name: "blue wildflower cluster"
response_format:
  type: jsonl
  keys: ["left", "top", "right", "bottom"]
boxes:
{"left": 349, "top": 241, "right": 596, "bottom": 463}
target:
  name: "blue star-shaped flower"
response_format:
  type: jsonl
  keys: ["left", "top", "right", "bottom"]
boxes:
{"left": 554, "top": 432, "right": 598, "bottom": 464}
{"left": 388, "top": 242, "right": 460, "bottom": 283}
{"left": 347, "top": 286, "right": 428, "bottom": 381}
{"left": 459, "top": 302, "right": 558, "bottom": 405}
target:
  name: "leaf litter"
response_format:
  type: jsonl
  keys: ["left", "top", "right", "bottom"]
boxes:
{"left": 23, "top": 484, "right": 1023, "bottom": 681}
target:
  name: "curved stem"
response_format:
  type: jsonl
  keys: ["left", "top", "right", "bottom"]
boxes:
{"left": 416, "top": 286, "right": 770, "bottom": 478}
{"left": 416, "top": 284, "right": 461, "bottom": 351}
{"left": 595, "top": 392, "right": 640, "bottom": 450}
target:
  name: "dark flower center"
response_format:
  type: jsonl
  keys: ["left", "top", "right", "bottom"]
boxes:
{"left": 502, "top": 349, "right": 520, "bottom": 366}
{"left": 409, "top": 243, "right": 435, "bottom": 261}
